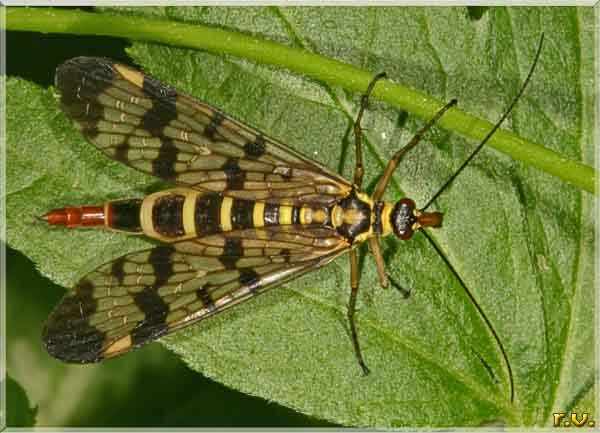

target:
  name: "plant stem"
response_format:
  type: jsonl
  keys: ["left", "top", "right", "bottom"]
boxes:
{"left": 5, "top": 7, "right": 595, "bottom": 194}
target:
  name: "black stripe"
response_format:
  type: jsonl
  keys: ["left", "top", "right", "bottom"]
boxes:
{"left": 152, "top": 138, "right": 178, "bottom": 180}
{"left": 51, "top": 279, "right": 99, "bottom": 321}
{"left": 231, "top": 199, "right": 255, "bottom": 230}
{"left": 204, "top": 112, "right": 224, "bottom": 140}
{"left": 56, "top": 57, "right": 115, "bottom": 140}
{"left": 131, "top": 286, "right": 169, "bottom": 346}
{"left": 42, "top": 278, "right": 107, "bottom": 363}
{"left": 56, "top": 58, "right": 115, "bottom": 106}
{"left": 244, "top": 134, "right": 266, "bottom": 158}
{"left": 222, "top": 158, "right": 246, "bottom": 191}
{"left": 148, "top": 245, "right": 175, "bottom": 288}
{"left": 109, "top": 199, "right": 142, "bottom": 232}
{"left": 196, "top": 284, "right": 216, "bottom": 312}
{"left": 152, "top": 194, "right": 185, "bottom": 237}
{"left": 130, "top": 244, "right": 174, "bottom": 346}
{"left": 111, "top": 257, "right": 126, "bottom": 285}
{"left": 220, "top": 237, "right": 242, "bottom": 269}
{"left": 239, "top": 269, "right": 261, "bottom": 293}
{"left": 291, "top": 206, "right": 301, "bottom": 225}
{"left": 280, "top": 249, "right": 291, "bottom": 263}
{"left": 195, "top": 193, "right": 222, "bottom": 235}
{"left": 114, "top": 141, "right": 130, "bottom": 163}
{"left": 140, "top": 75, "right": 177, "bottom": 136}
{"left": 264, "top": 203, "right": 279, "bottom": 226}
{"left": 372, "top": 201, "right": 384, "bottom": 235}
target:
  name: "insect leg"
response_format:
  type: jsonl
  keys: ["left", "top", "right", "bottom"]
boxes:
{"left": 353, "top": 72, "right": 387, "bottom": 187}
{"left": 372, "top": 99, "right": 457, "bottom": 202}
{"left": 368, "top": 238, "right": 411, "bottom": 297}
{"left": 368, "top": 238, "right": 388, "bottom": 288}
{"left": 348, "top": 249, "right": 370, "bottom": 375}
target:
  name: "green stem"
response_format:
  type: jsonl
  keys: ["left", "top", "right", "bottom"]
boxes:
{"left": 5, "top": 7, "right": 596, "bottom": 194}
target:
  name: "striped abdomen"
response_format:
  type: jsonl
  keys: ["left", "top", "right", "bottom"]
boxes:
{"left": 43, "top": 188, "right": 334, "bottom": 241}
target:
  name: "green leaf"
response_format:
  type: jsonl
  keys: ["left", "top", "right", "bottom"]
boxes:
{"left": 5, "top": 7, "right": 596, "bottom": 193}
{"left": 5, "top": 7, "right": 595, "bottom": 427}
{"left": 6, "top": 374, "right": 38, "bottom": 427}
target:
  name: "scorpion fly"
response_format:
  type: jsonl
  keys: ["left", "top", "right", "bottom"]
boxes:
{"left": 41, "top": 36, "right": 543, "bottom": 394}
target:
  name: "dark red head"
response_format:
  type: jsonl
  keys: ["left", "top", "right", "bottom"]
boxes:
{"left": 390, "top": 198, "right": 443, "bottom": 240}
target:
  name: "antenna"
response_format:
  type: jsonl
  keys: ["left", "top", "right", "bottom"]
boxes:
{"left": 422, "top": 33, "right": 544, "bottom": 211}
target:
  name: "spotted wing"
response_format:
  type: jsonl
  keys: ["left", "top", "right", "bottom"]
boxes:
{"left": 55, "top": 57, "right": 351, "bottom": 206}
{"left": 43, "top": 226, "right": 348, "bottom": 363}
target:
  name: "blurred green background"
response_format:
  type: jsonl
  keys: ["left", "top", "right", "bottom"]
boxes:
{"left": 5, "top": 28, "right": 331, "bottom": 428}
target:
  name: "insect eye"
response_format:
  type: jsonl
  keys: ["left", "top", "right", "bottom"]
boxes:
{"left": 391, "top": 198, "right": 416, "bottom": 240}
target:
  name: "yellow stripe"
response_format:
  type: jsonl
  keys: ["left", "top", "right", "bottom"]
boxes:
{"left": 331, "top": 205, "right": 343, "bottom": 228}
{"left": 253, "top": 202, "right": 265, "bottom": 228}
{"left": 182, "top": 191, "right": 198, "bottom": 236}
{"left": 381, "top": 202, "right": 394, "bottom": 237}
{"left": 103, "top": 335, "right": 132, "bottom": 358}
{"left": 299, "top": 206, "right": 311, "bottom": 225}
{"left": 114, "top": 64, "right": 144, "bottom": 88}
{"left": 140, "top": 195, "right": 159, "bottom": 239}
{"left": 279, "top": 205, "right": 293, "bottom": 225}
{"left": 220, "top": 197, "right": 233, "bottom": 231}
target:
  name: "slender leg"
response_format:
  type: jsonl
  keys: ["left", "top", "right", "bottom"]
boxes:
{"left": 372, "top": 99, "right": 457, "bottom": 202}
{"left": 348, "top": 249, "right": 369, "bottom": 375}
{"left": 353, "top": 72, "right": 387, "bottom": 187}
{"left": 368, "top": 238, "right": 388, "bottom": 288}
{"left": 368, "top": 237, "right": 411, "bottom": 297}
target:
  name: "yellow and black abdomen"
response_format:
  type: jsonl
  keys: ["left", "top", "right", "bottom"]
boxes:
{"left": 104, "top": 188, "right": 333, "bottom": 242}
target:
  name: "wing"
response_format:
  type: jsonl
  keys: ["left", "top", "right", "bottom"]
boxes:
{"left": 55, "top": 57, "right": 351, "bottom": 206}
{"left": 43, "top": 226, "right": 349, "bottom": 363}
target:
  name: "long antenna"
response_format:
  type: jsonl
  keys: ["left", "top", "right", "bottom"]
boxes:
{"left": 421, "top": 229, "right": 515, "bottom": 402}
{"left": 422, "top": 33, "right": 544, "bottom": 211}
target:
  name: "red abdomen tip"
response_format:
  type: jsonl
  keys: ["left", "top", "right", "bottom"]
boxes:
{"left": 41, "top": 206, "right": 105, "bottom": 228}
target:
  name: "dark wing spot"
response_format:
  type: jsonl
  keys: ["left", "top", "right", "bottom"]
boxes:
{"left": 244, "top": 134, "right": 266, "bottom": 158}
{"left": 131, "top": 287, "right": 169, "bottom": 346}
{"left": 239, "top": 269, "right": 261, "bottom": 293}
{"left": 196, "top": 284, "right": 216, "bottom": 312}
{"left": 148, "top": 245, "right": 175, "bottom": 288}
{"left": 152, "top": 138, "right": 178, "bottom": 180}
{"left": 55, "top": 57, "right": 115, "bottom": 139}
{"left": 42, "top": 278, "right": 107, "bottom": 363}
{"left": 141, "top": 75, "right": 177, "bottom": 136}
{"left": 111, "top": 257, "right": 126, "bottom": 285}
{"left": 222, "top": 159, "right": 246, "bottom": 190}
{"left": 114, "top": 141, "right": 130, "bottom": 163}
{"left": 280, "top": 249, "right": 291, "bottom": 263}
{"left": 220, "top": 237, "right": 242, "bottom": 269}
{"left": 204, "top": 112, "right": 224, "bottom": 140}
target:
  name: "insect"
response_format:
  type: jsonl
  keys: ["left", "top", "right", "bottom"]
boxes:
{"left": 42, "top": 37, "right": 542, "bottom": 387}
